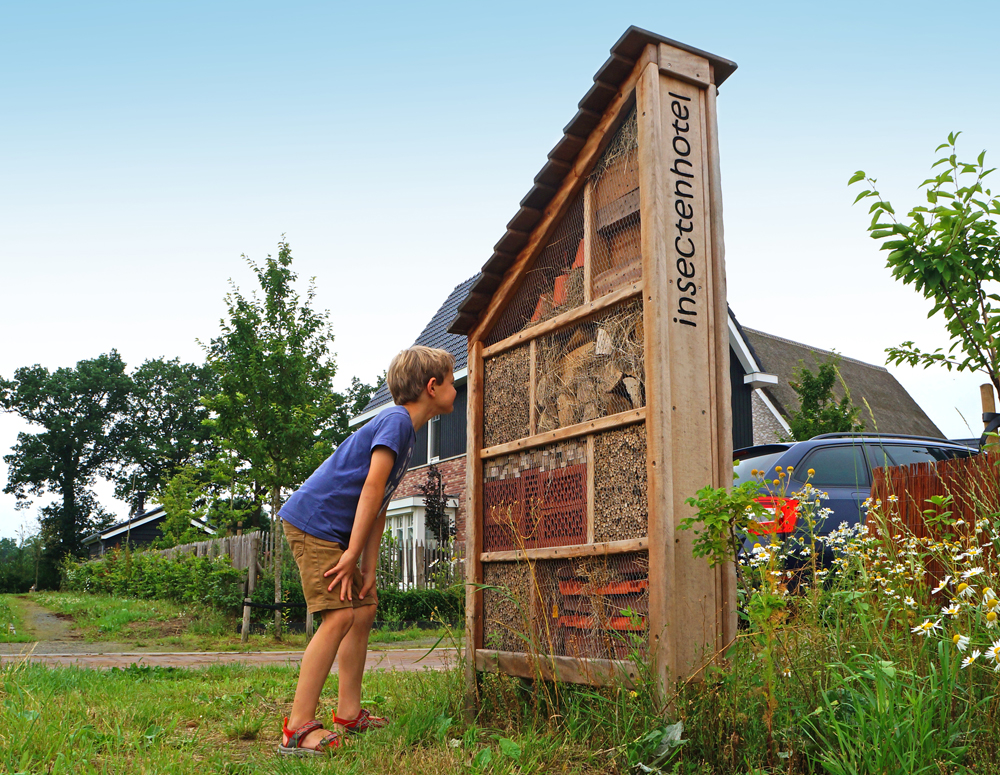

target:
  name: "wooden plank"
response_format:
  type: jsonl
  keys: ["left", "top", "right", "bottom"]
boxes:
{"left": 464, "top": 340, "right": 485, "bottom": 715}
{"left": 595, "top": 188, "right": 640, "bottom": 231}
{"left": 636, "top": 58, "right": 675, "bottom": 692}
{"left": 583, "top": 180, "right": 594, "bottom": 304}
{"left": 480, "top": 408, "right": 645, "bottom": 459}
{"left": 529, "top": 339, "right": 538, "bottom": 436}
{"left": 657, "top": 42, "right": 711, "bottom": 88}
{"left": 705, "top": 81, "right": 738, "bottom": 650}
{"left": 481, "top": 281, "right": 643, "bottom": 358}
{"left": 586, "top": 435, "right": 595, "bottom": 544}
{"left": 468, "top": 46, "right": 658, "bottom": 345}
{"left": 475, "top": 649, "right": 638, "bottom": 688}
{"left": 480, "top": 536, "right": 647, "bottom": 563}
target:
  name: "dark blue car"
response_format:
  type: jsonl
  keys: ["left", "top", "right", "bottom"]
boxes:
{"left": 733, "top": 433, "right": 977, "bottom": 548}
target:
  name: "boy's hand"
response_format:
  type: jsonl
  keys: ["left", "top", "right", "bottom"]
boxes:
{"left": 324, "top": 550, "right": 360, "bottom": 601}
{"left": 359, "top": 564, "right": 377, "bottom": 602}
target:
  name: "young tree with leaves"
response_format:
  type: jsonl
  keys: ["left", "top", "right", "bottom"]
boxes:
{"left": 202, "top": 239, "right": 338, "bottom": 635}
{"left": 851, "top": 133, "right": 1000, "bottom": 393}
{"left": 113, "top": 357, "right": 218, "bottom": 503}
{"left": 785, "top": 354, "right": 864, "bottom": 441}
{"left": 0, "top": 352, "right": 131, "bottom": 570}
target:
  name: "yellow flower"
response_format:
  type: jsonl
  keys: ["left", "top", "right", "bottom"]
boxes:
{"left": 958, "top": 583, "right": 970, "bottom": 595}
{"left": 773, "top": 479, "right": 780, "bottom": 485}
{"left": 779, "top": 472, "right": 786, "bottom": 479}
{"left": 786, "top": 466, "right": 794, "bottom": 473}
{"left": 808, "top": 468, "right": 815, "bottom": 477}
{"left": 775, "top": 466, "right": 783, "bottom": 473}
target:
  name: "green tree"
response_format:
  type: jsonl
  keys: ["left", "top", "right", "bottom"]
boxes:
{"left": 785, "top": 355, "right": 864, "bottom": 441}
{"left": 153, "top": 464, "right": 211, "bottom": 548}
{"left": 324, "top": 373, "right": 384, "bottom": 448}
{"left": 0, "top": 352, "right": 131, "bottom": 568}
{"left": 113, "top": 357, "right": 218, "bottom": 503}
{"left": 851, "top": 133, "right": 1000, "bottom": 392}
{"left": 202, "top": 239, "right": 338, "bottom": 635}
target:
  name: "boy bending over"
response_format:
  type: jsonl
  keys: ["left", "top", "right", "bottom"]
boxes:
{"left": 277, "top": 346, "right": 456, "bottom": 755}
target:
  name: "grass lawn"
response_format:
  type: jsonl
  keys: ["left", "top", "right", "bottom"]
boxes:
{"left": 0, "top": 596, "right": 32, "bottom": 643}
{"left": 21, "top": 592, "right": 455, "bottom": 652}
{"left": 0, "top": 661, "right": 618, "bottom": 775}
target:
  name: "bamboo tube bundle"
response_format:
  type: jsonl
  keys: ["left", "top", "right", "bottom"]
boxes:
{"left": 594, "top": 425, "right": 648, "bottom": 542}
{"left": 482, "top": 561, "right": 532, "bottom": 652}
{"left": 483, "top": 345, "right": 531, "bottom": 447}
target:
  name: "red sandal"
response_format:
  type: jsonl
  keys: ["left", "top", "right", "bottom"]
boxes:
{"left": 277, "top": 717, "right": 343, "bottom": 756}
{"left": 333, "top": 708, "right": 388, "bottom": 735}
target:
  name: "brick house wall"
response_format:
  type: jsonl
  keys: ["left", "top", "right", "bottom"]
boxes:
{"left": 393, "top": 454, "right": 468, "bottom": 544}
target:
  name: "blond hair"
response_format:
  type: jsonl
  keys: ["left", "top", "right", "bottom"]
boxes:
{"left": 387, "top": 346, "right": 455, "bottom": 405}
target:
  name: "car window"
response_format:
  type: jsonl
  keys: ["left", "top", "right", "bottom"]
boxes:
{"left": 796, "top": 446, "right": 869, "bottom": 488}
{"left": 733, "top": 450, "right": 785, "bottom": 484}
{"left": 865, "top": 444, "right": 892, "bottom": 473}
{"left": 883, "top": 445, "right": 950, "bottom": 467}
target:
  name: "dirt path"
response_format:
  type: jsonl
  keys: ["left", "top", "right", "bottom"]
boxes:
{"left": 4, "top": 596, "right": 136, "bottom": 655}
{"left": 0, "top": 645, "right": 458, "bottom": 671}
{"left": 2, "top": 596, "right": 457, "bottom": 672}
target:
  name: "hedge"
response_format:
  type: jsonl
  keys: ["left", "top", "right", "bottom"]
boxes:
{"left": 62, "top": 548, "right": 464, "bottom": 625}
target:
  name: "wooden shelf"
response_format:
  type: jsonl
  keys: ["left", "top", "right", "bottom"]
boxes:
{"left": 480, "top": 407, "right": 645, "bottom": 460}
{"left": 480, "top": 536, "right": 646, "bottom": 563}
{"left": 475, "top": 649, "right": 638, "bottom": 687}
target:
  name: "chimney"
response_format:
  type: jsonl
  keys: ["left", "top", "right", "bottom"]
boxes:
{"left": 133, "top": 490, "right": 147, "bottom": 517}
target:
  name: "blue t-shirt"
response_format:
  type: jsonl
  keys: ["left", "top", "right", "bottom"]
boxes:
{"left": 280, "top": 405, "right": 416, "bottom": 547}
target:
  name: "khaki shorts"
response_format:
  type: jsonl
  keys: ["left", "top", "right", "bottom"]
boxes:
{"left": 283, "top": 520, "right": 377, "bottom": 614}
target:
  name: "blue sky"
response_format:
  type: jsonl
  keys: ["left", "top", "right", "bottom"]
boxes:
{"left": 2, "top": 1, "right": 999, "bottom": 537}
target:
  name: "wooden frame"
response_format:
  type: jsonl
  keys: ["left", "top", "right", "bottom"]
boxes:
{"left": 465, "top": 36, "right": 734, "bottom": 703}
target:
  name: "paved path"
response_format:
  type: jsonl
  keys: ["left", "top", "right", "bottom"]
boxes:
{"left": 0, "top": 645, "right": 458, "bottom": 671}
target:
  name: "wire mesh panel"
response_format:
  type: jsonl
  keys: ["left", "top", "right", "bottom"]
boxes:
{"left": 589, "top": 106, "right": 641, "bottom": 299}
{"left": 482, "top": 439, "right": 588, "bottom": 552}
{"left": 534, "top": 297, "right": 645, "bottom": 433}
{"left": 593, "top": 424, "right": 648, "bottom": 542}
{"left": 483, "top": 345, "right": 531, "bottom": 448}
{"left": 485, "top": 192, "right": 586, "bottom": 346}
{"left": 481, "top": 552, "right": 649, "bottom": 661}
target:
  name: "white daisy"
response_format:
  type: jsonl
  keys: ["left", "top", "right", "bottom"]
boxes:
{"left": 984, "top": 588, "right": 997, "bottom": 603}
{"left": 953, "top": 633, "right": 970, "bottom": 652}
{"left": 904, "top": 596, "right": 917, "bottom": 608}
{"left": 987, "top": 611, "right": 998, "bottom": 629}
{"left": 988, "top": 639, "right": 1000, "bottom": 670}
{"left": 962, "top": 567, "right": 985, "bottom": 580}
{"left": 931, "top": 576, "right": 952, "bottom": 594}
{"left": 962, "top": 649, "right": 981, "bottom": 669}
{"left": 941, "top": 604, "right": 962, "bottom": 617}
{"left": 958, "top": 583, "right": 977, "bottom": 599}
{"left": 911, "top": 619, "right": 941, "bottom": 636}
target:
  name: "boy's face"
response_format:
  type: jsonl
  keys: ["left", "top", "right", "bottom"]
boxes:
{"left": 430, "top": 370, "right": 457, "bottom": 415}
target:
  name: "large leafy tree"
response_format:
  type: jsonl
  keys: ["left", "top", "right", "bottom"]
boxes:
{"left": 851, "top": 134, "right": 1000, "bottom": 392}
{"left": 113, "top": 357, "right": 219, "bottom": 504}
{"left": 202, "top": 239, "right": 338, "bottom": 634}
{"left": 785, "top": 355, "right": 865, "bottom": 441}
{"left": 0, "top": 352, "right": 131, "bottom": 564}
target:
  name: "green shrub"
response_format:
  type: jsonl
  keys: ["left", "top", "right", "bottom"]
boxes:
{"left": 377, "top": 586, "right": 463, "bottom": 624}
{"left": 60, "top": 549, "right": 244, "bottom": 614}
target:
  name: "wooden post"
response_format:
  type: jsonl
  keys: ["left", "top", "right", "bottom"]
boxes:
{"left": 638, "top": 41, "right": 734, "bottom": 694}
{"left": 305, "top": 611, "right": 314, "bottom": 640}
{"left": 982, "top": 384, "right": 998, "bottom": 451}
{"left": 416, "top": 542, "right": 426, "bottom": 589}
{"left": 241, "top": 534, "right": 259, "bottom": 644}
{"left": 465, "top": 340, "right": 485, "bottom": 716}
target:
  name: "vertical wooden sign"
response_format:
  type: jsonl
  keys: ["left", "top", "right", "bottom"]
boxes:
{"left": 638, "top": 42, "right": 735, "bottom": 689}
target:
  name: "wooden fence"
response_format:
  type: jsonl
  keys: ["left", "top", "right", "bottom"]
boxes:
{"left": 377, "top": 538, "right": 463, "bottom": 590}
{"left": 158, "top": 531, "right": 262, "bottom": 573}
{"left": 870, "top": 450, "right": 1000, "bottom": 578}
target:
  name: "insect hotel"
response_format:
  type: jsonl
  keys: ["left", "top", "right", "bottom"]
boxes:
{"left": 448, "top": 27, "right": 738, "bottom": 697}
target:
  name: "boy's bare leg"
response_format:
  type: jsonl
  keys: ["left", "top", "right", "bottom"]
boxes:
{"left": 335, "top": 602, "right": 377, "bottom": 721}
{"left": 284, "top": 607, "right": 354, "bottom": 749}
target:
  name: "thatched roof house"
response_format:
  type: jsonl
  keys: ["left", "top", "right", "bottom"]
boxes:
{"left": 742, "top": 328, "right": 943, "bottom": 442}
